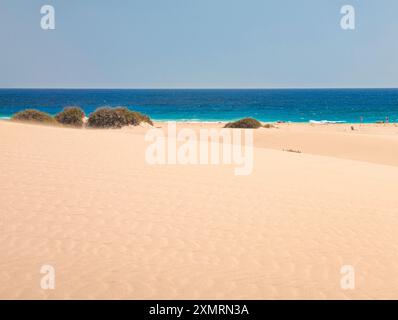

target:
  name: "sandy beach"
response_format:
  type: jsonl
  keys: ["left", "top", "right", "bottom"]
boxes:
{"left": 1, "top": 120, "right": 398, "bottom": 299}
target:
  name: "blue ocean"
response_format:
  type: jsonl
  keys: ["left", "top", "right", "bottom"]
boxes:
{"left": 0, "top": 89, "right": 398, "bottom": 123}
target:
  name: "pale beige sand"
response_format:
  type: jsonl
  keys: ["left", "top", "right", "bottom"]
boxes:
{"left": 1, "top": 120, "right": 398, "bottom": 299}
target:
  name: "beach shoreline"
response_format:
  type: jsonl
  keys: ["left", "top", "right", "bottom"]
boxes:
{"left": 2, "top": 116, "right": 398, "bottom": 124}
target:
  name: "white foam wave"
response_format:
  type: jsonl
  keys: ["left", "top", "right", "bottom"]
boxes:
{"left": 309, "top": 120, "right": 346, "bottom": 124}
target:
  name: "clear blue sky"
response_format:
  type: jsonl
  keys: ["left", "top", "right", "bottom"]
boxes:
{"left": 0, "top": 0, "right": 397, "bottom": 88}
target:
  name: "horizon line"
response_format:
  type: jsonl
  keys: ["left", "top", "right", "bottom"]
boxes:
{"left": 1, "top": 87, "right": 398, "bottom": 90}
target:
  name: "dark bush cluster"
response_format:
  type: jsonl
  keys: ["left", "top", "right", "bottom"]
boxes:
{"left": 10, "top": 107, "right": 153, "bottom": 129}
{"left": 11, "top": 109, "right": 56, "bottom": 124}
{"left": 130, "top": 111, "right": 153, "bottom": 126}
{"left": 263, "top": 123, "right": 275, "bottom": 129}
{"left": 55, "top": 107, "right": 85, "bottom": 127}
{"left": 224, "top": 117, "right": 262, "bottom": 129}
{"left": 87, "top": 107, "right": 153, "bottom": 128}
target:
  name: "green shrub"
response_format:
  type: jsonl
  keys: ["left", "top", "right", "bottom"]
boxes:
{"left": 55, "top": 107, "right": 85, "bottom": 127}
{"left": 87, "top": 107, "right": 128, "bottom": 128}
{"left": 11, "top": 109, "right": 56, "bottom": 124}
{"left": 87, "top": 107, "right": 153, "bottom": 128}
{"left": 130, "top": 111, "right": 153, "bottom": 126}
{"left": 224, "top": 118, "right": 262, "bottom": 129}
{"left": 263, "top": 123, "right": 275, "bottom": 129}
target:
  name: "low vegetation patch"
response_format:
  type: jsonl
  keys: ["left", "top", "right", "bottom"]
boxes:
{"left": 283, "top": 149, "right": 301, "bottom": 153}
{"left": 130, "top": 111, "right": 153, "bottom": 126}
{"left": 55, "top": 107, "right": 85, "bottom": 127}
{"left": 263, "top": 123, "right": 276, "bottom": 128}
{"left": 11, "top": 109, "right": 56, "bottom": 125}
{"left": 224, "top": 118, "right": 262, "bottom": 129}
{"left": 87, "top": 107, "right": 153, "bottom": 128}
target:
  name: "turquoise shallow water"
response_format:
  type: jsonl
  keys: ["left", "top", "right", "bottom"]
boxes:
{"left": 1, "top": 89, "right": 398, "bottom": 123}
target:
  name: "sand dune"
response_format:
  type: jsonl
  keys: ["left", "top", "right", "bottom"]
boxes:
{"left": 1, "top": 120, "right": 398, "bottom": 299}
{"left": 161, "top": 122, "right": 398, "bottom": 167}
